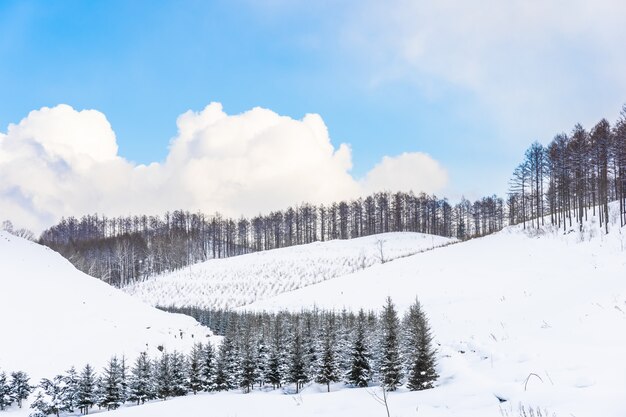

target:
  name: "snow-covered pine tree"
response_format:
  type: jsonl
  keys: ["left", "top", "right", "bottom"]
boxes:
{"left": 29, "top": 390, "right": 50, "bottom": 417}
{"left": 378, "top": 297, "right": 403, "bottom": 391}
{"left": 38, "top": 375, "right": 69, "bottom": 416}
{"left": 77, "top": 364, "right": 97, "bottom": 415}
{"left": 301, "top": 313, "right": 318, "bottom": 383}
{"left": 62, "top": 366, "right": 79, "bottom": 412}
{"left": 98, "top": 356, "right": 123, "bottom": 410}
{"left": 0, "top": 371, "right": 12, "bottom": 410}
{"left": 215, "top": 335, "right": 240, "bottom": 391}
{"left": 255, "top": 337, "right": 269, "bottom": 388}
{"left": 315, "top": 316, "right": 339, "bottom": 392}
{"left": 404, "top": 298, "right": 438, "bottom": 391}
{"left": 169, "top": 351, "right": 188, "bottom": 397}
{"left": 119, "top": 356, "right": 128, "bottom": 404}
{"left": 287, "top": 330, "right": 308, "bottom": 393}
{"left": 128, "top": 352, "right": 154, "bottom": 405}
{"left": 186, "top": 343, "right": 204, "bottom": 394}
{"left": 239, "top": 328, "right": 259, "bottom": 393}
{"left": 201, "top": 342, "right": 217, "bottom": 392}
{"left": 266, "top": 348, "right": 283, "bottom": 390}
{"left": 9, "top": 371, "right": 32, "bottom": 408}
{"left": 155, "top": 351, "right": 172, "bottom": 400}
{"left": 346, "top": 310, "right": 372, "bottom": 387}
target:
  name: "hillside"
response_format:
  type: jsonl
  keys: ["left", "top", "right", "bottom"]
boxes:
{"left": 240, "top": 208, "right": 626, "bottom": 416}
{"left": 122, "top": 232, "right": 455, "bottom": 309}
{"left": 0, "top": 232, "right": 213, "bottom": 381}
{"left": 67, "top": 207, "right": 626, "bottom": 417}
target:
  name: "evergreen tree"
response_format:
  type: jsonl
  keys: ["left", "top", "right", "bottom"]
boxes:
{"left": 404, "top": 299, "right": 438, "bottom": 391}
{"left": 239, "top": 329, "right": 259, "bottom": 393}
{"left": 169, "top": 351, "right": 188, "bottom": 397}
{"left": 346, "top": 310, "right": 372, "bottom": 387}
{"left": 201, "top": 343, "right": 217, "bottom": 392}
{"left": 128, "top": 352, "right": 154, "bottom": 405}
{"left": 29, "top": 390, "right": 51, "bottom": 417}
{"left": 187, "top": 343, "right": 204, "bottom": 394}
{"left": 119, "top": 356, "right": 128, "bottom": 404}
{"left": 62, "top": 366, "right": 79, "bottom": 412}
{"left": 37, "top": 376, "right": 68, "bottom": 417}
{"left": 255, "top": 338, "right": 269, "bottom": 388}
{"left": 287, "top": 330, "right": 308, "bottom": 393}
{"left": 77, "top": 364, "right": 97, "bottom": 415}
{"left": 98, "top": 356, "right": 123, "bottom": 410}
{"left": 315, "top": 317, "right": 339, "bottom": 392}
{"left": 10, "top": 371, "right": 32, "bottom": 408}
{"left": 0, "top": 371, "right": 12, "bottom": 410}
{"left": 378, "top": 297, "right": 403, "bottom": 391}
{"left": 155, "top": 351, "right": 172, "bottom": 400}
{"left": 215, "top": 336, "right": 239, "bottom": 391}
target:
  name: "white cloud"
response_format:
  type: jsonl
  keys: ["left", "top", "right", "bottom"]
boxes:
{"left": 345, "top": 0, "right": 626, "bottom": 144}
{"left": 362, "top": 152, "right": 448, "bottom": 196}
{"left": 0, "top": 104, "right": 448, "bottom": 233}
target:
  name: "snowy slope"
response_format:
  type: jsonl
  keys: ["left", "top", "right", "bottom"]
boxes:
{"left": 80, "top": 209, "right": 626, "bottom": 417}
{"left": 0, "top": 232, "right": 213, "bottom": 381}
{"left": 240, "top": 209, "right": 626, "bottom": 416}
{"left": 123, "top": 232, "right": 455, "bottom": 309}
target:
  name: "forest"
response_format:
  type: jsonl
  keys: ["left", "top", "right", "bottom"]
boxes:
{"left": 508, "top": 107, "right": 626, "bottom": 232}
{"left": 0, "top": 298, "right": 437, "bottom": 416}
{"left": 38, "top": 192, "right": 504, "bottom": 287}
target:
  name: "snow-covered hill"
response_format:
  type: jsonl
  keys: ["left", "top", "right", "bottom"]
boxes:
{"left": 75, "top": 207, "right": 626, "bottom": 417}
{"left": 239, "top": 209, "right": 626, "bottom": 416}
{"left": 0, "top": 232, "right": 213, "bottom": 381}
{"left": 123, "top": 232, "right": 455, "bottom": 309}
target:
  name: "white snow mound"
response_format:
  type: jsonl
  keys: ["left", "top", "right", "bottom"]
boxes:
{"left": 0, "top": 232, "right": 212, "bottom": 380}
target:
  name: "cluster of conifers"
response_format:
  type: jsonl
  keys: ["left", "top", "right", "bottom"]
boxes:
{"left": 15, "top": 297, "right": 437, "bottom": 416}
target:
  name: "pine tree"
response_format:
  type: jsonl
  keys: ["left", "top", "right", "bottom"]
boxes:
{"left": 239, "top": 328, "right": 259, "bottom": 393}
{"left": 0, "top": 371, "right": 12, "bottom": 410}
{"left": 119, "top": 356, "right": 128, "bottom": 404}
{"left": 255, "top": 338, "right": 269, "bottom": 388}
{"left": 404, "top": 299, "right": 438, "bottom": 391}
{"left": 9, "top": 371, "right": 32, "bottom": 408}
{"left": 29, "top": 390, "right": 51, "bottom": 417}
{"left": 187, "top": 343, "right": 204, "bottom": 394}
{"left": 98, "top": 356, "right": 123, "bottom": 410}
{"left": 128, "top": 352, "right": 154, "bottom": 405}
{"left": 215, "top": 336, "right": 239, "bottom": 391}
{"left": 169, "top": 351, "right": 188, "bottom": 397}
{"left": 77, "top": 364, "right": 97, "bottom": 415}
{"left": 62, "top": 366, "right": 79, "bottom": 412}
{"left": 346, "top": 310, "right": 372, "bottom": 387}
{"left": 315, "top": 317, "right": 339, "bottom": 392}
{"left": 155, "top": 351, "right": 172, "bottom": 400}
{"left": 287, "top": 330, "right": 308, "bottom": 393}
{"left": 201, "top": 343, "right": 217, "bottom": 392}
{"left": 378, "top": 297, "right": 403, "bottom": 391}
{"left": 37, "top": 376, "right": 69, "bottom": 417}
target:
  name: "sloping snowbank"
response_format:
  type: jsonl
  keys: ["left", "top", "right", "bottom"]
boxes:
{"left": 123, "top": 232, "right": 455, "bottom": 309}
{"left": 0, "top": 232, "right": 213, "bottom": 381}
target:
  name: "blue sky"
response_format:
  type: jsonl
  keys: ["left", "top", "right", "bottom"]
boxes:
{"left": 1, "top": 0, "right": 625, "bottom": 211}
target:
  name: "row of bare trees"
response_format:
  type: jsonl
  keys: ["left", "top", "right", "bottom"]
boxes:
{"left": 39, "top": 191, "right": 504, "bottom": 286}
{"left": 509, "top": 106, "right": 626, "bottom": 232}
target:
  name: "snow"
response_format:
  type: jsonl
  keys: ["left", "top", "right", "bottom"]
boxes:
{"left": 3, "top": 204, "right": 626, "bottom": 417}
{"left": 113, "top": 206, "right": 625, "bottom": 417}
{"left": 0, "top": 232, "right": 213, "bottom": 382}
{"left": 122, "top": 232, "right": 455, "bottom": 309}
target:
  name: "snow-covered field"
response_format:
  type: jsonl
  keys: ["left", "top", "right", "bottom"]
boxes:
{"left": 123, "top": 232, "right": 454, "bottom": 309}
{"left": 3, "top": 206, "right": 626, "bottom": 417}
{"left": 113, "top": 208, "right": 625, "bottom": 417}
{"left": 0, "top": 231, "right": 213, "bottom": 382}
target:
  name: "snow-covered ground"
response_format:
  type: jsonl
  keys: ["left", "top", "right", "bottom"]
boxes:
{"left": 4, "top": 205, "right": 626, "bottom": 417}
{"left": 112, "top": 207, "right": 625, "bottom": 417}
{"left": 0, "top": 231, "right": 213, "bottom": 382}
{"left": 123, "top": 232, "right": 454, "bottom": 309}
